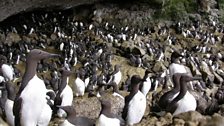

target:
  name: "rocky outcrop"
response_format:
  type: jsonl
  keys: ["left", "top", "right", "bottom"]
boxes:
{"left": 0, "top": 0, "right": 102, "bottom": 22}
{"left": 0, "top": 0, "right": 224, "bottom": 23}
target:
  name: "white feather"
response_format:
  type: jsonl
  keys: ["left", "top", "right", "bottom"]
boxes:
{"left": 96, "top": 114, "right": 120, "bottom": 126}
{"left": 20, "top": 75, "right": 50, "bottom": 126}
{"left": 38, "top": 104, "right": 52, "bottom": 126}
{"left": 73, "top": 77, "right": 85, "bottom": 96}
{"left": 1, "top": 64, "right": 14, "bottom": 81}
{"left": 173, "top": 91, "right": 196, "bottom": 115}
{"left": 112, "top": 92, "right": 124, "bottom": 99}
{"left": 108, "top": 71, "right": 122, "bottom": 85}
{"left": 57, "top": 85, "right": 73, "bottom": 118}
{"left": 0, "top": 76, "right": 5, "bottom": 83}
{"left": 141, "top": 77, "right": 151, "bottom": 96}
{"left": 84, "top": 77, "right": 90, "bottom": 88}
{"left": 169, "top": 63, "right": 188, "bottom": 77}
{"left": 126, "top": 91, "right": 146, "bottom": 125}
{"left": 5, "top": 99, "right": 14, "bottom": 126}
{"left": 60, "top": 43, "right": 64, "bottom": 51}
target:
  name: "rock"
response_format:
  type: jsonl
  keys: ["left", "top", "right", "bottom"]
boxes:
{"left": 185, "top": 121, "right": 198, "bottom": 126}
{"left": 189, "top": 14, "right": 202, "bottom": 21}
{"left": 200, "top": 113, "right": 224, "bottom": 126}
{"left": 139, "top": 116, "right": 158, "bottom": 126}
{"left": 120, "top": 41, "right": 135, "bottom": 53}
{"left": 74, "top": 97, "right": 101, "bottom": 119}
{"left": 208, "top": 0, "right": 217, "bottom": 9}
{"left": 132, "top": 46, "right": 146, "bottom": 56}
{"left": 50, "top": 33, "right": 58, "bottom": 41}
{"left": 200, "top": 63, "right": 214, "bottom": 82}
{"left": 188, "top": 61, "right": 201, "bottom": 76}
{"left": 0, "top": 0, "right": 108, "bottom": 22}
{"left": 0, "top": 117, "right": 8, "bottom": 126}
{"left": 101, "top": 93, "right": 125, "bottom": 116}
{"left": 22, "top": 36, "right": 32, "bottom": 43}
{"left": 152, "top": 61, "right": 166, "bottom": 73}
{"left": 0, "top": 33, "right": 5, "bottom": 43}
{"left": 196, "top": 96, "right": 209, "bottom": 114}
{"left": 174, "top": 111, "right": 204, "bottom": 123}
{"left": 173, "top": 118, "right": 185, "bottom": 125}
{"left": 4, "top": 32, "right": 21, "bottom": 45}
{"left": 205, "top": 99, "right": 220, "bottom": 115}
{"left": 218, "top": 104, "right": 224, "bottom": 116}
{"left": 159, "top": 113, "right": 173, "bottom": 125}
{"left": 74, "top": 94, "right": 124, "bottom": 120}
{"left": 197, "top": 0, "right": 210, "bottom": 12}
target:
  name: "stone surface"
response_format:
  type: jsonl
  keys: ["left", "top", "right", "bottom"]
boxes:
{"left": 0, "top": 117, "right": 8, "bottom": 126}
{"left": 0, "top": 0, "right": 103, "bottom": 22}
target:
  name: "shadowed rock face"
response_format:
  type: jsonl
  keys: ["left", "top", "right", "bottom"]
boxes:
{"left": 0, "top": 0, "right": 103, "bottom": 22}
{"left": 0, "top": 0, "right": 223, "bottom": 23}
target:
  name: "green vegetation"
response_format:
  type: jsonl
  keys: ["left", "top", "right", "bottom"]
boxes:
{"left": 218, "top": 0, "right": 224, "bottom": 23}
{"left": 153, "top": 0, "right": 197, "bottom": 21}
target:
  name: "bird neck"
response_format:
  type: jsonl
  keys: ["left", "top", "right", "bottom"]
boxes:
{"left": 130, "top": 83, "right": 139, "bottom": 95}
{"left": 18, "top": 59, "right": 38, "bottom": 94}
{"left": 6, "top": 84, "right": 16, "bottom": 101}
{"left": 58, "top": 76, "right": 68, "bottom": 94}
{"left": 143, "top": 73, "right": 148, "bottom": 80}
{"left": 172, "top": 79, "right": 187, "bottom": 103}
{"left": 113, "top": 84, "right": 119, "bottom": 93}
{"left": 171, "top": 57, "right": 178, "bottom": 63}
{"left": 101, "top": 106, "right": 112, "bottom": 117}
{"left": 172, "top": 77, "right": 180, "bottom": 93}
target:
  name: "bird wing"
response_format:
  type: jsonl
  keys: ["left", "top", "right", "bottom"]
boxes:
{"left": 13, "top": 97, "right": 22, "bottom": 126}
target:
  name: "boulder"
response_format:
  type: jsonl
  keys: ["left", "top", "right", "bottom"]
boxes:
{"left": 152, "top": 61, "right": 166, "bottom": 73}
{"left": 174, "top": 111, "right": 205, "bottom": 123}
{"left": 132, "top": 46, "right": 146, "bottom": 56}
{"left": 200, "top": 113, "right": 224, "bottom": 126}
{"left": 74, "top": 94, "right": 125, "bottom": 120}
{"left": 188, "top": 61, "right": 202, "bottom": 76}
{"left": 5, "top": 32, "right": 21, "bottom": 45}
{"left": 200, "top": 63, "right": 214, "bottom": 82}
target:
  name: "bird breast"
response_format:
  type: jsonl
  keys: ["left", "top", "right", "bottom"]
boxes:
{"left": 173, "top": 91, "right": 196, "bottom": 115}
{"left": 127, "top": 91, "right": 146, "bottom": 125}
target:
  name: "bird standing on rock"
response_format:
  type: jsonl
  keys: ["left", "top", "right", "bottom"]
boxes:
{"left": 13, "top": 49, "right": 59, "bottom": 126}
{"left": 54, "top": 68, "right": 73, "bottom": 118}
{"left": 167, "top": 74, "right": 202, "bottom": 115}
{"left": 158, "top": 73, "right": 182, "bottom": 110}
{"left": 107, "top": 65, "right": 122, "bottom": 86}
{"left": 140, "top": 69, "right": 152, "bottom": 96}
{"left": 122, "top": 75, "right": 146, "bottom": 125}
{"left": 73, "top": 70, "right": 85, "bottom": 97}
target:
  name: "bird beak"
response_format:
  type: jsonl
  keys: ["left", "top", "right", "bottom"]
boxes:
{"left": 50, "top": 53, "right": 60, "bottom": 58}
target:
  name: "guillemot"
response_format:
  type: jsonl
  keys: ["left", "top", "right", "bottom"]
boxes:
{"left": 13, "top": 49, "right": 59, "bottom": 126}
{"left": 122, "top": 75, "right": 146, "bottom": 125}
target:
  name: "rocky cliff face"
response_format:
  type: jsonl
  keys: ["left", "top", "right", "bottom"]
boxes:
{"left": 0, "top": 0, "right": 101, "bottom": 22}
{"left": 0, "top": 0, "right": 223, "bottom": 23}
